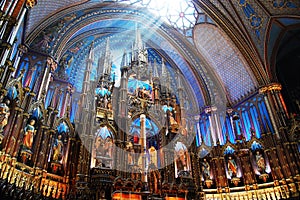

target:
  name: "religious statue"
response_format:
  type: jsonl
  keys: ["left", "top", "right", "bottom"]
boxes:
{"left": 227, "top": 156, "right": 237, "bottom": 178}
{"left": 22, "top": 119, "right": 36, "bottom": 151}
{"left": 52, "top": 134, "right": 64, "bottom": 162}
{"left": 94, "top": 136, "right": 113, "bottom": 168}
{"left": 104, "top": 137, "right": 113, "bottom": 158}
{"left": 169, "top": 115, "right": 177, "bottom": 126}
{"left": 168, "top": 109, "right": 179, "bottom": 132}
{"left": 0, "top": 100, "right": 10, "bottom": 132}
{"left": 107, "top": 99, "right": 112, "bottom": 110}
{"left": 128, "top": 148, "right": 135, "bottom": 165}
{"left": 126, "top": 142, "right": 134, "bottom": 165}
{"left": 95, "top": 137, "right": 105, "bottom": 156}
{"left": 176, "top": 149, "right": 188, "bottom": 172}
{"left": 201, "top": 158, "right": 211, "bottom": 180}
{"left": 255, "top": 151, "right": 266, "bottom": 173}
{"left": 149, "top": 146, "right": 157, "bottom": 167}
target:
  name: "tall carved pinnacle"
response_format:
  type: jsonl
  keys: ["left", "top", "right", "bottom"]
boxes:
{"left": 89, "top": 80, "right": 97, "bottom": 111}
{"left": 161, "top": 59, "right": 168, "bottom": 88}
{"left": 103, "top": 37, "right": 112, "bottom": 75}
{"left": 88, "top": 41, "right": 94, "bottom": 62}
{"left": 152, "top": 60, "right": 159, "bottom": 79}
{"left": 149, "top": 64, "right": 152, "bottom": 82}
{"left": 131, "top": 43, "right": 134, "bottom": 61}
{"left": 132, "top": 23, "right": 147, "bottom": 64}
{"left": 81, "top": 41, "right": 94, "bottom": 105}
{"left": 120, "top": 49, "right": 128, "bottom": 68}
{"left": 161, "top": 58, "right": 167, "bottom": 78}
{"left": 97, "top": 57, "right": 102, "bottom": 80}
{"left": 166, "top": 71, "right": 171, "bottom": 91}
{"left": 135, "top": 24, "right": 143, "bottom": 51}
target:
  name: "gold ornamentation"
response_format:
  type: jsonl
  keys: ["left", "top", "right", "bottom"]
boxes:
{"left": 26, "top": 0, "right": 37, "bottom": 8}
{"left": 259, "top": 83, "right": 282, "bottom": 93}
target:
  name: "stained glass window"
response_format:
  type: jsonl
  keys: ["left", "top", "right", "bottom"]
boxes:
{"left": 117, "top": 0, "right": 197, "bottom": 37}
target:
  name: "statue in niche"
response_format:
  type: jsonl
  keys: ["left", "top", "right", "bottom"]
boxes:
{"left": 255, "top": 151, "right": 266, "bottom": 173}
{"left": 52, "top": 134, "right": 64, "bottom": 162}
{"left": 168, "top": 109, "right": 179, "bottom": 132}
{"left": 169, "top": 113, "right": 177, "bottom": 126}
{"left": 103, "top": 95, "right": 108, "bottom": 109}
{"left": 22, "top": 119, "right": 36, "bottom": 152}
{"left": 126, "top": 142, "right": 134, "bottom": 165}
{"left": 201, "top": 158, "right": 211, "bottom": 180}
{"left": 95, "top": 137, "right": 105, "bottom": 156}
{"left": 0, "top": 99, "right": 10, "bottom": 132}
{"left": 149, "top": 146, "right": 157, "bottom": 167}
{"left": 95, "top": 136, "right": 113, "bottom": 168}
{"left": 95, "top": 138, "right": 105, "bottom": 167}
{"left": 176, "top": 149, "right": 188, "bottom": 172}
{"left": 129, "top": 148, "right": 135, "bottom": 165}
{"left": 104, "top": 137, "right": 113, "bottom": 157}
{"left": 227, "top": 156, "right": 237, "bottom": 178}
{"left": 107, "top": 98, "right": 112, "bottom": 110}
{"left": 181, "top": 127, "right": 188, "bottom": 136}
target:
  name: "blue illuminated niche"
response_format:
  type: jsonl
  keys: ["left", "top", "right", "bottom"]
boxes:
{"left": 224, "top": 146, "right": 235, "bottom": 155}
{"left": 96, "top": 126, "right": 113, "bottom": 139}
{"left": 128, "top": 77, "right": 152, "bottom": 94}
{"left": 251, "top": 141, "right": 263, "bottom": 151}
{"left": 129, "top": 117, "right": 159, "bottom": 137}
{"left": 57, "top": 121, "right": 69, "bottom": 134}
{"left": 95, "top": 87, "right": 111, "bottom": 97}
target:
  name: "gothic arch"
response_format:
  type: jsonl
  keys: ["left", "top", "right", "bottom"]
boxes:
{"left": 55, "top": 117, "right": 74, "bottom": 135}
{"left": 98, "top": 122, "right": 117, "bottom": 139}
{"left": 267, "top": 16, "right": 300, "bottom": 82}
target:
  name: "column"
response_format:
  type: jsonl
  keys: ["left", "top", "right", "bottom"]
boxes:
{"left": 139, "top": 114, "right": 147, "bottom": 183}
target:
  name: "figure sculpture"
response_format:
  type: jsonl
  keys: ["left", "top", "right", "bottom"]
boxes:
{"left": 201, "top": 158, "right": 211, "bottom": 180}
{"left": 255, "top": 151, "right": 266, "bottom": 173}
{"left": 0, "top": 100, "right": 10, "bottom": 132}
{"left": 227, "top": 156, "right": 237, "bottom": 177}
{"left": 52, "top": 134, "right": 64, "bottom": 162}
{"left": 22, "top": 119, "right": 36, "bottom": 151}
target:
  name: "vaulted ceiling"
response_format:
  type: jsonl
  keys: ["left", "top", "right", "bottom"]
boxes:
{"left": 24, "top": 0, "right": 300, "bottom": 109}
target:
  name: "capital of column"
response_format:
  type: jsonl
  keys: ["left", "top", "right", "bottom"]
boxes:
{"left": 46, "top": 57, "right": 57, "bottom": 72}
{"left": 204, "top": 106, "right": 217, "bottom": 114}
{"left": 194, "top": 115, "right": 200, "bottom": 120}
{"left": 18, "top": 45, "right": 28, "bottom": 56}
{"left": 140, "top": 114, "right": 146, "bottom": 121}
{"left": 226, "top": 108, "right": 233, "bottom": 114}
{"left": 259, "top": 83, "right": 282, "bottom": 94}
